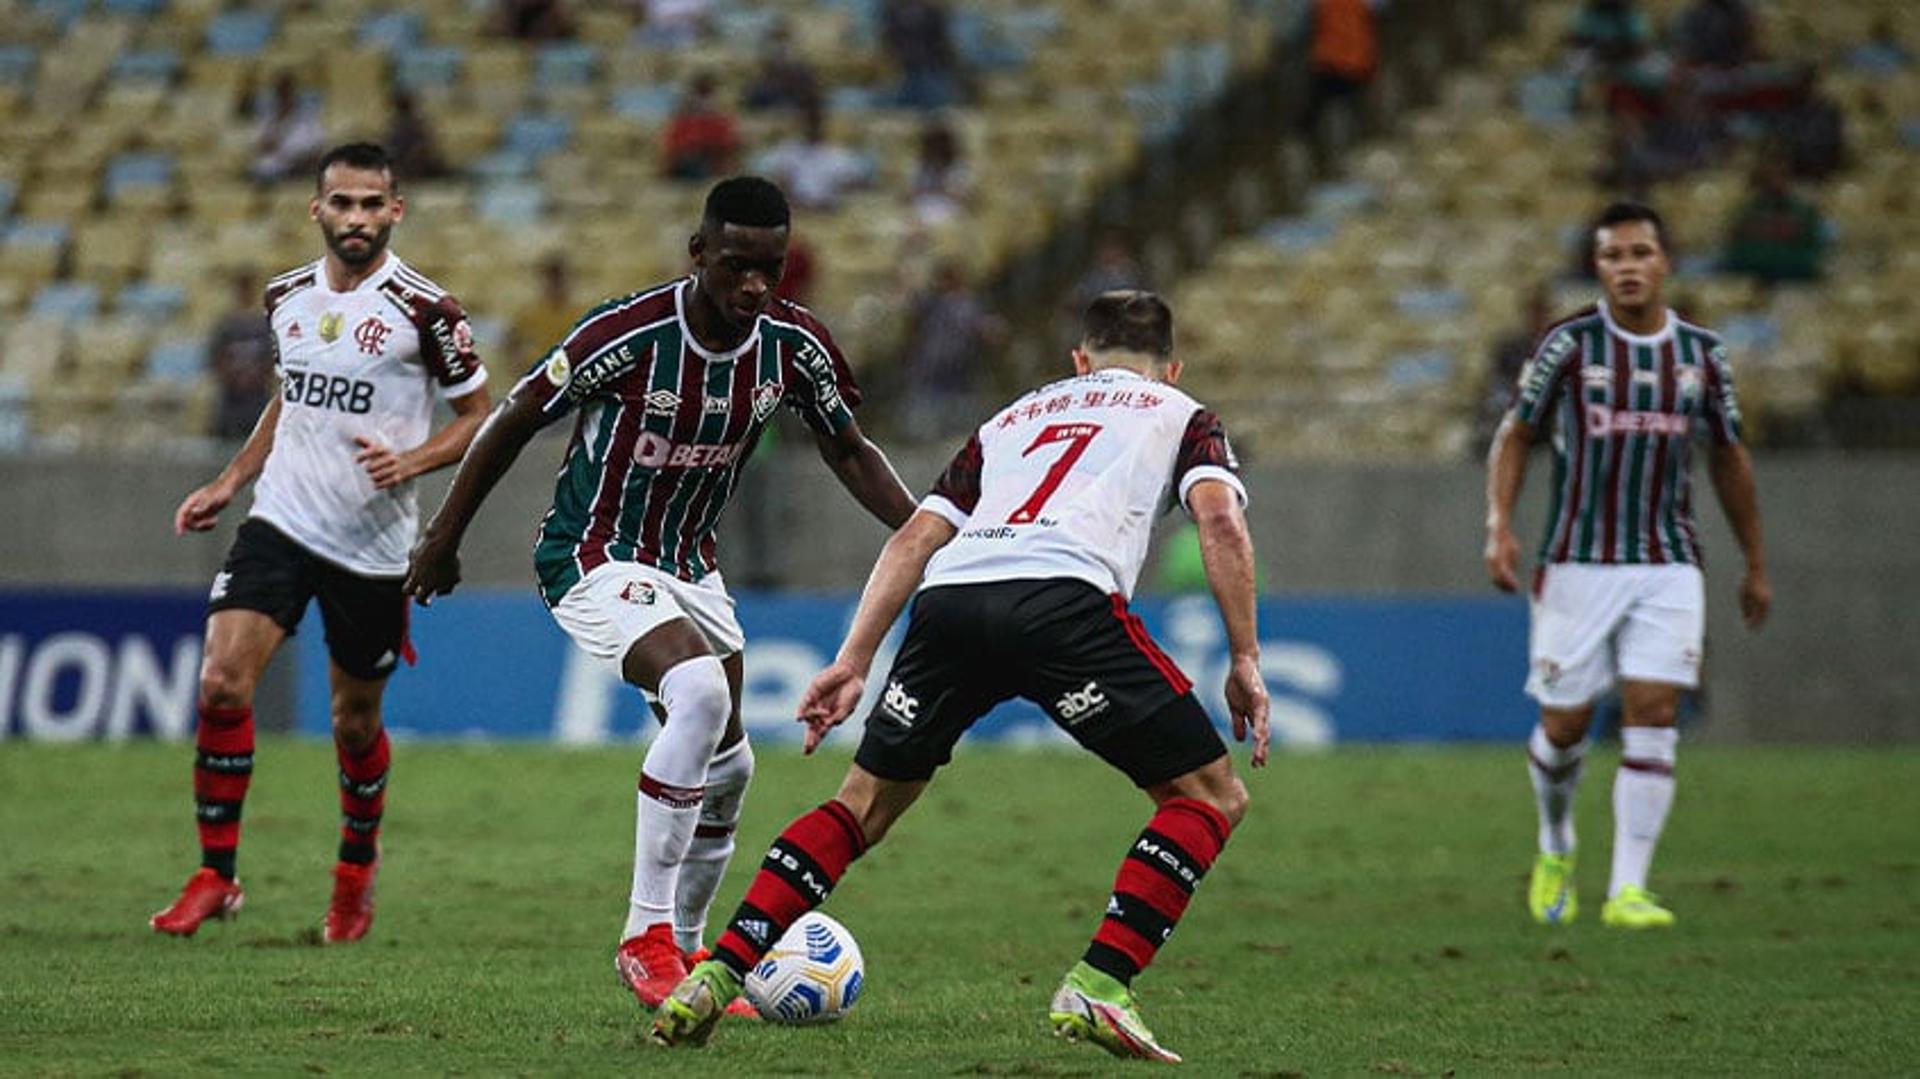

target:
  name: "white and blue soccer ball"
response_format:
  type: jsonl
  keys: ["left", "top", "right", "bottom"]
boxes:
{"left": 744, "top": 911, "right": 865, "bottom": 1024}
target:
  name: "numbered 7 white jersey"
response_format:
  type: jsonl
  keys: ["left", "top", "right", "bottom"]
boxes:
{"left": 250, "top": 254, "right": 488, "bottom": 577}
{"left": 919, "top": 368, "right": 1245, "bottom": 599}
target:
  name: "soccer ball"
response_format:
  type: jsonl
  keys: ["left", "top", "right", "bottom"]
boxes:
{"left": 744, "top": 911, "right": 865, "bottom": 1024}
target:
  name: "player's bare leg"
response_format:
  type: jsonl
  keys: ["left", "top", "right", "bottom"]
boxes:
{"left": 152, "top": 610, "right": 282, "bottom": 936}
{"left": 1604, "top": 681, "right": 1680, "bottom": 928}
{"left": 325, "top": 663, "right": 390, "bottom": 943}
{"left": 1528, "top": 703, "right": 1593, "bottom": 925}
{"left": 616, "top": 619, "right": 730, "bottom": 1007}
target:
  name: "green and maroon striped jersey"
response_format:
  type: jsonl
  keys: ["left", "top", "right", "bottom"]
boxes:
{"left": 1510, "top": 303, "right": 1742, "bottom": 567}
{"left": 516, "top": 278, "right": 860, "bottom": 603}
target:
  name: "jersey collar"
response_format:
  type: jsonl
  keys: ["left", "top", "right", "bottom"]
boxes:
{"left": 675, "top": 277, "right": 761, "bottom": 363}
{"left": 319, "top": 251, "right": 402, "bottom": 296}
{"left": 1599, "top": 300, "right": 1676, "bottom": 346}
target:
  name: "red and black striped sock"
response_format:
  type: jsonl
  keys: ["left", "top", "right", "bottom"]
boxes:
{"left": 193, "top": 704, "right": 254, "bottom": 881}
{"left": 711, "top": 800, "right": 867, "bottom": 978}
{"left": 336, "top": 729, "right": 390, "bottom": 866}
{"left": 1084, "top": 797, "right": 1233, "bottom": 986}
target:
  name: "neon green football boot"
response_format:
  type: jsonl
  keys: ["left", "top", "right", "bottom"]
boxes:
{"left": 1049, "top": 961, "right": 1182, "bottom": 1064}
{"left": 648, "top": 959, "right": 744, "bottom": 1048}
{"left": 1529, "top": 853, "right": 1579, "bottom": 925}
{"left": 1601, "top": 885, "right": 1676, "bottom": 929}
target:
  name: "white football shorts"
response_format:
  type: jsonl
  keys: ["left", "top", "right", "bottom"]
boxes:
{"left": 550, "top": 560, "right": 746, "bottom": 670}
{"left": 1526, "top": 563, "right": 1704, "bottom": 708}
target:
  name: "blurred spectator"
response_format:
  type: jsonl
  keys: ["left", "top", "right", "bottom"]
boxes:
{"left": 1069, "top": 234, "right": 1147, "bottom": 315}
{"left": 1722, "top": 160, "right": 1827, "bottom": 284}
{"left": 898, "top": 261, "right": 1005, "bottom": 438}
{"left": 1304, "top": 0, "right": 1382, "bottom": 139}
{"left": 744, "top": 21, "right": 820, "bottom": 110}
{"left": 493, "top": 0, "right": 574, "bottom": 41}
{"left": 248, "top": 72, "right": 326, "bottom": 183}
{"left": 907, "top": 118, "right": 972, "bottom": 227}
{"left": 1772, "top": 68, "right": 1847, "bottom": 180}
{"left": 881, "top": 0, "right": 964, "bottom": 110}
{"left": 752, "top": 100, "right": 873, "bottom": 211}
{"left": 774, "top": 232, "right": 816, "bottom": 305}
{"left": 385, "top": 90, "right": 450, "bottom": 181}
{"left": 1478, "top": 284, "right": 1554, "bottom": 443}
{"left": 1674, "top": 0, "right": 1755, "bottom": 70}
{"left": 210, "top": 273, "right": 275, "bottom": 440}
{"left": 1845, "top": 18, "right": 1911, "bottom": 75}
{"left": 1568, "top": 0, "right": 1652, "bottom": 69}
{"left": 662, "top": 72, "right": 740, "bottom": 181}
{"left": 634, "top": 0, "right": 712, "bottom": 48}
{"left": 512, "top": 256, "right": 579, "bottom": 361}
{"left": 1596, "top": 75, "right": 1722, "bottom": 190}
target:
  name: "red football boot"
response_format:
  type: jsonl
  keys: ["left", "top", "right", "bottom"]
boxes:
{"left": 323, "top": 861, "right": 377, "bottom": 943}
{"left": 150, "top": 868, "right": 245, "bottom": 936}
{"left": 615, "top": 923, "right": 688, "bottom": 1008}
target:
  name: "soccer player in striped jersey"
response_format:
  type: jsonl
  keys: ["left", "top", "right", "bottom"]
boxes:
{"left": 404, "top": 177, "right": 917, "bottom": 1013}
{"left": 151, "top": 143, "right": 493, "bottom": 942}
{"left": 651, "top": 291, "right": 1271, "bottom": 1061}
{"left": 1486, "top": 202, "right": 1771, "bottom": 930}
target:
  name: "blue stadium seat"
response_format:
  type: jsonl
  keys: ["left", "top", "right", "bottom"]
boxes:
{"left": 111, "top": 49, "right": 181, "bottom": 84}
{"left": 118, "top": 282, "right": 187, "bottom": 323}
{"left": 1394, "top": 287, "right": 1468, "bottom": 319}
{"left": 476, "top": 181, "right": 547, "bottom": 226}
{"left": 1516, "top": 72, "right": 1579, "bottom": 127}
{"left": 31, "top": 0, "right": 87, "bottom": 32}
{"left": 204, "top": 11, "right": 278, "bottom": 58}
{"left": 0, "top": 179, "right": 15, "bottom": 221}
{"left": 30, "top": 281, "right": 100, "bottom": 322}
{"left": 534, "top": 43, "right": 598, "bottom": 89}
{"left": 1305, "top": 181, "right": 1379, "bottom": 220}
{"left": 144, "top": 336, "right": 206, "bottom": 384}
{"left": 0, "top": 373, "right": 29, "bottom": 452}
{"left": 102, "top": 0, "right": 169, "bottom": 12}
{"left": 1386, "top": 350, "right": 1457, "bottom": 389}
{"left": 394, "top": 45, "right": 463, "bottom": 91}
{"left": 714, "top": 8, "right": 782, "bottom": 46}
{"left": 105, "top": 152, "right": 175, "bottom": 198}
{"left": 6, "top": 221, "right": 70, "bottom": 255}
{"left": 358, "top": 10, "right": 423, "bottom": 53}
{"left": 0, "top": 45, "right": 37, "bottom": 86}
{"left": 611, "top": 84, "right": 677, "bottom": 123}
{"left": 1258, "top": 217, "right": 1337, "bottom": 253}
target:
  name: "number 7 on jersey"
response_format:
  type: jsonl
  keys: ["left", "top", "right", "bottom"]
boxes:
{"left": 1008, "top": 422, "right": 1102, "bottom": 524}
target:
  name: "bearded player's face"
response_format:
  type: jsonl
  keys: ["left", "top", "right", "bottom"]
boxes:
{"left": 312, "top": 164, "right": 403, "bottom": 268}
{"left": 1593, "top": 220, "right": 1669, "bottom": 313}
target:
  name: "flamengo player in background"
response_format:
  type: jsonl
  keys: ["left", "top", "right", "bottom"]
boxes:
{"left": 1486, "top": 202, "right": 1770, "bottom": 931}
{"left": 152, "top": 143, "right": 492, "bottom": 941}
{"left": 652, "top": 290, "right": 1272, "bottom": 1062}
{"left": 404, "top": 177, "right": 916, "bottom": 1014}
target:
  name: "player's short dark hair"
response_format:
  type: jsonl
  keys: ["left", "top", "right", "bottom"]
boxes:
{"left": 1081, "top": 290, "right": 1173, "bottom": 359}
{"left": 1593, "top": 201, "right": 1667, "bottom": 248}
{"left": 702, "top": 176, "right": 791, "bottom": 233}
{"left": 316, "top": 142, "right": 395, "bottom": 190}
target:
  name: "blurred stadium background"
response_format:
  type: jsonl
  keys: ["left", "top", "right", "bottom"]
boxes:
{"left": 1, "top": 0, "right": 1912, "bottom": 746}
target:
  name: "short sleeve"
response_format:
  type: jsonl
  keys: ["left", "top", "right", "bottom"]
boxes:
{"left": 1700, "top": 339, "right": 1743, "bottom": 445}
{"left": 780, "top": 320, "right": 861, "bottom": 436}
{"left": 511, "top": 312, "right": 645, "bottom": 422}
{"left": 921, "top": 433, "right": 983, "bottom": 526}
{"left": 1174, "top": 408, "right": 1247, "bottom": 513}
{"left": 1511, "top": 326, "right": 1580, "bottom": 426}
{"left": 415, "top": 293, "right": 488, "bottom": 399}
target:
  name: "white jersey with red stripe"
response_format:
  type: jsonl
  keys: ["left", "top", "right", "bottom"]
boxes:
{"left": 249, "top": 254, "right": 488, "bottom": 576}
{"left": 918, "top": 367, "right": 1245, "bottom": 599}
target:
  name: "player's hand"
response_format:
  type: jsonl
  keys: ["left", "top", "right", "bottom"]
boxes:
{"left": 403, "top": 532, "right": 461, "bottom": 607}
{"left": 1225, "top": 653, "right": 1271, "bottom": 768}
{"left": 797, "top": 661, "right": 866, "bottom": 755}
{"left": 354, "top": 436, "right": 412, "bottom": 490}
{"left": 1485, "top": 525, "right": 1522, "bottom": 593}
{"left": 1740, "top": 566, "right": 1772, "bottom": 629}
{"left": 174, "top": 480, "right": 234, "bottom": 535}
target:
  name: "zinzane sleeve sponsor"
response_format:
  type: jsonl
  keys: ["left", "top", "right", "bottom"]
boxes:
{"left": 779, "top": 316, "right": 862, "bottom": 436}
{"left": 1511, "top": 326, "right": 1579, "bottom": 427}
{"left": 1173, "top": 408, "right": 1247, "bottom": 513}
{"left": 415, "top": 293, "right": 489, "bottom": 399}
{"left": 922, "top": 433, "right": 983, "bottom": 526}
{"left": 1700, "top": 340, "right": 1743, "bottom": 445}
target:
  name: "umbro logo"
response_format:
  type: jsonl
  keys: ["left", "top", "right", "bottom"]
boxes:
{"left": 644, "top": 389, "right": 681, "bottom": 415}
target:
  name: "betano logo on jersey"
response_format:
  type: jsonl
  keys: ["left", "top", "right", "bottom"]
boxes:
{"left": 630, "top": 431, "right": 745, "bottom": 469}
{"left": 1583, "top": 405, "right": 1690, "bottom": 439}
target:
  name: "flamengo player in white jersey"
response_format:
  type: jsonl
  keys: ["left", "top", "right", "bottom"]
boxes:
{"left": 1486, "top": 202, "right": 1770, "bottom": 930}
{"left": 652, "top": 290, "right": 1272, "bottom": 1062}
{"left": 151, "top": 143, "right": 492, "bottom": 942}
{"left": 404, "top": 177, "right": 917, "bottom": 1015}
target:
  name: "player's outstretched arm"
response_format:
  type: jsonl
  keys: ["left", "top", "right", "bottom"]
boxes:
{"left": 354, "top": 385, "right": 494, "bottom": 491}
{"left": 812, "top": 420, "right": 918, "bottom": 529}
{"left": 175, "top": 396, "right": 283, "bottom": 535}
{"left": 1190, "top": 480, "right": 1270, "bottom": 767}
{"left": 404, "top": 388, "right": 544, "bottom": 605}
{"left": 796, "top": 509, "right": 958, "bottom": 753}
{"left": 1708, "top": 441, "right": 1771, "bottom": 629}
{"left": 1484, "top": 412, "right": 1537, "bottom": 593}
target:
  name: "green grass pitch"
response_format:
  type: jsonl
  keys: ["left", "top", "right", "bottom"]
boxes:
{"left": 2, "top": 740, "right": 1915, "bottom": 1075}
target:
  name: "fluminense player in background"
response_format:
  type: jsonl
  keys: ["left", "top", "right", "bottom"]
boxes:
{"left": 153, "top": 142, "right": 493, "bottom": 942}
{"left": 651, "top": 290, "right": 1271, "bottom": 1062}
{"left": 1485, "top": 201, "right": 1770, "bottom": 930}
{"left": 404, "top": 177, "right": 916, "bottom": 1017}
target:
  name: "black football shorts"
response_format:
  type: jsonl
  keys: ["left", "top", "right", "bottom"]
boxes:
{"left": 208, "top": 518, "right": 410, "bottom": 681}
{"left": 853, "top": 578, "right": 1226, "bottom": 787}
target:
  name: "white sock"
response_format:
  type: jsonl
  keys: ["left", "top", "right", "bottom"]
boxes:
{"left": 1527, "top": 724, "right": 1588, "bottom": 856}
{"left": 623, "top": 655, "right": 731, "bottom": 942}
{"left": 674, "top": 737, "right": 755, "bottom": 955}
{"left": 1609, "top": 726, "right": 1678, "bottom": 899}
